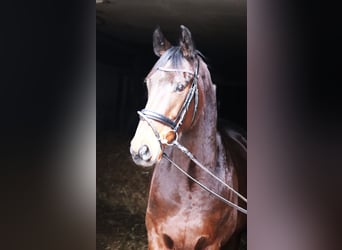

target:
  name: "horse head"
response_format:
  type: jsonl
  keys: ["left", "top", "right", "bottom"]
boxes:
{"left": 130, "top": 25, "right": 204, "bottom": 167}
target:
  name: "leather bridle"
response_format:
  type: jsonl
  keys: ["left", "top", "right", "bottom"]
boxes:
{"left": 138, "top": 58, "right": 200, "bottom": 139}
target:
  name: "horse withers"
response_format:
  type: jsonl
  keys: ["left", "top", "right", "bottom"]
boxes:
{"left": 130, "top": 25, "right": 246, "bottom": 250}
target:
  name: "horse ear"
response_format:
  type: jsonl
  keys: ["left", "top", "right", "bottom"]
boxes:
{"left": 179, "top": 25, "right": 195, "bottom": 58}
{"left": 153, "top": 26, "right": 171, "bottom": 57}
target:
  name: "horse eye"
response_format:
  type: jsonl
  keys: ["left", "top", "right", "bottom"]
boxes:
{"left": 176, "top": 83, "right": 185, "bottom": 92}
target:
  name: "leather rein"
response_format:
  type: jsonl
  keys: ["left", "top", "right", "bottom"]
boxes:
{"left": 137, "top": 58, "right": 247, "bottom": 214}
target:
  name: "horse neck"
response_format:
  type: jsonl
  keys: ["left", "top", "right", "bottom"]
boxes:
{"left": 178, "top": 65, "right": 218, "bottom": 168}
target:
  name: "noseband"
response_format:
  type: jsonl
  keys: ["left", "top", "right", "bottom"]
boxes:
{"left": 138, "top": 58, "right": 200, "bottom": 136}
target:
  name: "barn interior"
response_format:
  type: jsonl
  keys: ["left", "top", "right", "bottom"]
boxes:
{"left": 96, "top": 0, "right": 246, "bottom": 249}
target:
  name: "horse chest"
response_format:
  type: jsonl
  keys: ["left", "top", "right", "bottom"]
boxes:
{"left": 147, "top": 153, "right": 231, "bottom": 225}
{"left": 146, "top": 184, "right": 236, "bottom": 250}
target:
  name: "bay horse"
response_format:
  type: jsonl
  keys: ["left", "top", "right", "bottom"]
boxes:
{"left": 130, "top": 25, "right": 247, "bottom": 250}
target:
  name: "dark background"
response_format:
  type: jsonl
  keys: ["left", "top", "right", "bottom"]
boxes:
{"left": 96, "top": 0, "right": 247, "bottom": 137}
{"left": 1, "top": 0, "right": 341, "bottom": 249}
{"left": 96, "top": 2, "right": 247, "bottom": 248}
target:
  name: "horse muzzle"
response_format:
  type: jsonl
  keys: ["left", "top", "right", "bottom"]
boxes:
{"left": 130, "top": 144, "right": 156, "bottom": 167}
{"left": 130, "top": 121, "right": 163, "bottom": 167}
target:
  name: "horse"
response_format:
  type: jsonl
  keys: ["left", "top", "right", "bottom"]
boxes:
{"left": 130, "top": 25, "right": 247, "bottom": 250}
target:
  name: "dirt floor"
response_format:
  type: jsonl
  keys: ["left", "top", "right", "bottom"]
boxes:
{"left": 96, "top": 133, "right": 246, "bottom": 250}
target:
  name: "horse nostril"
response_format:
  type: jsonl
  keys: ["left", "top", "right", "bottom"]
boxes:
{"left": 195, "top": 236, "right": 208, "bottom": 250}
{"left": 162, "top": 234, "right": 174, "bottom": 249}
{"left": 138, "top": 145, "right": 151, "bottom": 161}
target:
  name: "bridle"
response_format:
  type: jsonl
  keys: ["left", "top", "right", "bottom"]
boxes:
{"left": 138, "top": 58, "right": 200, "bottom": 137}
{"left": 137, "top": 57, "right": 248, "bottom": 214}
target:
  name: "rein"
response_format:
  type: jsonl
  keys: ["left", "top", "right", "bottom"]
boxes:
{"left": 163, "top": 140, "right": 247, "bottom": 214}
{"left": 137, "top": 58, "right": 247, "bottom": 215}
{"left": 162, "top": 152, "right": 247, "bottom": 215}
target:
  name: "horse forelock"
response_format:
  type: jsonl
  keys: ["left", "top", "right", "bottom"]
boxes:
{"left": 147, "top": 47, "right": 207, "bottom": 77}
